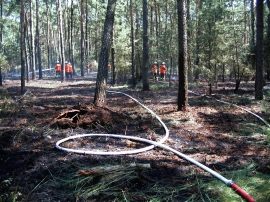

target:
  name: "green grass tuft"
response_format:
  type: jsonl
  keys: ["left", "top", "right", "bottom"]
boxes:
{"left": 200, "top": 164, "right": 270, "bottom": 202}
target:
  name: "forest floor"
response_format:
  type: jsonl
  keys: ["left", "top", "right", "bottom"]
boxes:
{"left": 0, "top": 73, "right": 270, "bottom": 202}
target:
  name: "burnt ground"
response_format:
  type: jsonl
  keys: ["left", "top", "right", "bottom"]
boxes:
{"left": 0, "top": 75, "right": 269, "bottom": 201}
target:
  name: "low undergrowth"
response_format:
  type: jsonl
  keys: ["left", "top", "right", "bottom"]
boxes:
{"left": 1, "top": 79, "right": 269, "bottom": 202}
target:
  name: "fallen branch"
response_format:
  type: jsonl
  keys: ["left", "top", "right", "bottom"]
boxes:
{"left": 77, "top": 163, "right": 151, "bottom": 176}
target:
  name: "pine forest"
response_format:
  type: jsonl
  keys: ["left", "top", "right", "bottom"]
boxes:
{"left": 0, "top": 0, "right": 269, "bottom": 201}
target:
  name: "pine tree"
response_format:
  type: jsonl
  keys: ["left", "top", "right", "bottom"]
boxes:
{"left": 177, "top": 0, "right": 188, "bottom": 111}
{"left": 94, "top": 0, "right": 117, "bottom": 106}
{"left": 20, "top": 0, "right": 26, "bottom": 93}
{"left": 142, "top": 0, "right": 149, "bottom": 91}
{"left": 255, "top": 0, "right": 264, "bottom": 100}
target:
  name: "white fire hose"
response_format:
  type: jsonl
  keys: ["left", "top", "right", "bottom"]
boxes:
{"left": 56, "top": 90, "right": 260, "bottom": 202}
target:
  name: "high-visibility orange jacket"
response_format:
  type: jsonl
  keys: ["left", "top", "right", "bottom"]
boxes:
{"left": 65, "top": 64, "right": 71, "bottom": 73}
{"left": 68, "top": 64, "right": 73, "bottom": 73}
{"left": 55, "top": 64, "right": 61, "bottom": 72}
{"left": 152, "top": 65, "right": 157, "bottom": 74}
{"left": 160, "top": 65, "right": 167, "bottom": 74}
{"left": 65, "top": 64, "right": 72, "bottom": 73}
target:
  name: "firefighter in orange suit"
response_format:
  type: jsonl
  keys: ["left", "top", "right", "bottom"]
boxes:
{"left": 89, "top": 63, "right": 93, "bottom": 73}
{"left": 160, "top": 62, "right": 167, "bottom": 80}
{"left": 65, "top": 62, "right": 73, "bottom": 79}
{"left": 65, "top": 62, "right": 70, "bottom": 79}
{"left": 68, "top": 62, "right": 73, "bottom": 79}
{"left": 152, "top": 61, "right": 158, "bottom": 80}
{"left": 55, "top": 61, "right": 61, "bottom": 77}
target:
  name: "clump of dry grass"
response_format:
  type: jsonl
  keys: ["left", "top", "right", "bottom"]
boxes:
{"left": 53, "top": 163, "right": 197, "bottom": 201}
{"left": 0, "top": 87, "right": 20, "bottom": 116}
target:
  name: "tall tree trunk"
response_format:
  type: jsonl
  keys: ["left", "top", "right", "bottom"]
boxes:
{"left": 250, "top": 0, "right": 256, "bottom": 71}
{"left": 93, "top": 0, "right": 117, "bottom": 107}
{"left": 0, "top": 0, "right": 3, "bottom": 86}
{"left": 229, "top": 2, "right": 244, "bottom": 93}
{"left": 222, "top": 64, "right": 225, "bottom": 82}
{"left": 70, "top": 0, "right": 75, "bottom": 75}
{"left": 0, "top": 67, "right": 2, "bottom": 86}
{"left": 266, "top": 0, "right": 270, "bottom": 80}
{"left": 85, "top": 0, "right": 89, "bottom": 69}
{"left": 21, "top": 0, "right": 26, "bottom": 93}
{"left": 58, "top": 0, "right": 65, "bottom": 82}
{"left": 243, "top": 0, "right": 247, "bottom": 53}
{"left": 25, "top": 12, "right": 29, "bottom": 82}
{"left": 255, "top": 0, "right": 264, "bottom": 100}
{"left": 142, "top": 0, "right": 149, "bottom": 91}
{"left": 169, "top": 56, "right": 172, "bottom": 88}
{"left": 67, "top": 0, "right": 71, "bottom": 62}
{"left": 186, "top": 0, "right": 192, "bottom": 80}
{"left": 194, "top": 0, "right": 203, "bottom": 80}
{"left": 95, "top": 2, "right": 98, "bottom": 61}
{"left": 111, "top": 30, "right": 117, "bottom": 85}
{"left": 165, "top": 0, "right": 168, "bottom": 33}
{"left": 154, "top": 1, "right": 159, "bottom": 62}
{"left": 177, "top": 0, "right": 188, "bottom": 111}
{"left": 36, "top": 0, "right": 42, "bottom": 79}
{"left": 130, "top": 0, "right": 136, "bottom": 86}
{"left": 30, "top": 0, "right": 36, "bottom": 80}
{"left": 80, "top": 0, "right": 85, "bottom": 77}
{"left": 135, "top": 8, "right": 140, "bottom": 81}
{"left": 46, "top": 1, "right": 50, "bottom": 70}
{"left": 150, "top": 4, "right": 153, "bottom": 34}
{"left": 27, "top": 18, "right": 32, "bottom": 82}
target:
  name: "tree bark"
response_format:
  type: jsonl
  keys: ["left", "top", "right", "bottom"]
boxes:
{"left": 21, "top": 0, "right": 26, "bottom": 93}
{"left": 25, "top": 12, "right": 29, "bottom": 83}
{"left": 95, "top": 2, "right": 99, "bottom": 61}
{"left": 255, "top": 0, "right": 264, "bottom": 100}
{"left": 194, "top": 0, "right": 203, "bottom": 80}
{"left": 130, "top": 0, "right": 136, "bottom": 86}
{"left": 46, "top": 1, "right": 50, "bottom": 71}
{"left": 85, "top": 0, "right": 89, "bottom": 71}
{"left": 111, "top": 30, "right": 117, "bottom": 85}
{"left": 36, "top": 0, "right": 42, "bottom": 79}
{"left": 58, "top": 0, "right": 65, "bottom": 82}
{"left": 250, "top": 0, "right": 256, "bottom": 71}
{"left": 177, "top": 0, "right": 188, "bottom": 111}
{"left": 93, "top": 0, "right": 117, "bottom": 107}
{"left": 135, "top": 8, "right": 140, "bottom": 81}
{"left": 0, "top": 0, "right": 3, "bottom": 86}
{"left": 70, "top": 0, "right": 75, "bottom": 75}
{"left": 266, "top": 0, "right": 270, "bottom": 80}
{"left": 80, "top": 0, "right": 85, "bottom": 77}
{"left": 30, "top": 0, "right": 36, "bottom": 80}
{"left": 142, "top": 0, "right": 149, "bottom": 91}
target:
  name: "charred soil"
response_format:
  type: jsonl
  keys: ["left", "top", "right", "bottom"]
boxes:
{"left": 0, "top": 77, "right": 269, "bottom": 201}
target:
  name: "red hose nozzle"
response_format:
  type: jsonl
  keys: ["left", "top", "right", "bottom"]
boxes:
{"left": 230, "top": 182, "right": 256, "bottom": 202}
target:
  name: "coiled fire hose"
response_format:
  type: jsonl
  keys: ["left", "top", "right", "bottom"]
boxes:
{"left": 56, "top": 90, "right": 258, "bottom": 202}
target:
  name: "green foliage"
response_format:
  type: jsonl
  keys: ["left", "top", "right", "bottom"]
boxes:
{"left": 0, "top": 0, "right": 265, "bottom": 87}
{"left": 0, "top": 86, "right": 9, "bottom": 98}
{"left": 188, "top": 81, "right": 203, "bottom": 90}
{"left": 150, "top": 82, "right": 169, "bottom": 90}
{"left": 0, "top": 178, "right": 20, "bottom": 202}
{"left": 191, "top": 0, "right": 256, "bottom": 82}
{"left": 266, "top": 128, "right": 270, "bottom": 144}
{"left": 200, "top": 164, "right": 270, "bottom": 202}
{"left": 0, "top": 53, "right": 9, "bottom": 73}
{"left": 0, "top": 87, "right": 19, "bottom": 116}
